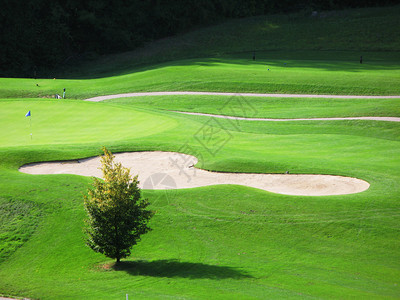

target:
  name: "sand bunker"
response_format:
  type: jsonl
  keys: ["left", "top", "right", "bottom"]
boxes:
{"left": 19, "top": 152, "right": 369, "bottom": 196}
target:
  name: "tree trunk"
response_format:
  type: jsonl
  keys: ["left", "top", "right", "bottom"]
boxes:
{"left": 116, "top": 257, "right": 120, "bottom": 263}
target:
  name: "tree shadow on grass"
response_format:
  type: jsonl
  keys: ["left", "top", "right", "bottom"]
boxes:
{"left": 111, "top": 259, "right": 253, "bottom": 279}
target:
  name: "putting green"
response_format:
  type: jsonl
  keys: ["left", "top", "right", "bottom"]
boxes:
{"left": 0, "top": 100, "right": 178, "bottom": 147}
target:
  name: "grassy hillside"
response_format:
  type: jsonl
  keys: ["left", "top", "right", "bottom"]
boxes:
{"left": 1, "top": 55, "right": 400, "bottom": 98}
{"left": 61, "top": 5, "right": 400, "bottom": 78}
{"left": 1, "top": 6, "right": 399, "bottom": 98}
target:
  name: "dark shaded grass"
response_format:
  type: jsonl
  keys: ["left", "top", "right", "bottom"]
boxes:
{"left": 107, "top": 259, "right": 253, "bottom": 279}
{"left": 60, "top": 5, "right": 400, "bottom": 79}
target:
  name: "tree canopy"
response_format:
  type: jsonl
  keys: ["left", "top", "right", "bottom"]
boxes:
{"left": 84, "top": 147, "right": 154, "bottom": 262}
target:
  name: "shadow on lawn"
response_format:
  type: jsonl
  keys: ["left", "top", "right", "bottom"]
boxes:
{"left": 111, "top": 259, "right": 252, "bottom": 279}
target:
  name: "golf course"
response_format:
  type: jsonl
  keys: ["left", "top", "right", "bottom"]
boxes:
{"left": 1, "top": 4, "right": 400, "bottom": 299}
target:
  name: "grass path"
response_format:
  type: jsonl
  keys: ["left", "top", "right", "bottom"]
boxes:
{"left": 173, "top": 111, "right": 400, "bottom": 122}
{"left": 85, "top": 91, "right": 400, "bottom": 122}
{"left": 85, "top": 91, "right": 400, "bottom": 102}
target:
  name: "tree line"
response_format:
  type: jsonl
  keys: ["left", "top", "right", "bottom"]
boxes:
{"left": 0, "top": 0, "right": 397, "bottom": 77}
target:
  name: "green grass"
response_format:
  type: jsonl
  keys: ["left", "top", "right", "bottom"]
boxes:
{"left": 0, "top": 98, "right": 400, "bottom": 299}
{"left": 1, "top": 56, "right": 400, "bottom": 99}
{"left": 106, "top": 95, "right": 400, "bottom": 118}
{"left": 0, "top": 99, "right": 177, "bottom": 147}
{"left": 1, "top": 4, "right": 400, "bottom": 299}
{"left": 0, "top": 197, "right": 42, "bottom": 263}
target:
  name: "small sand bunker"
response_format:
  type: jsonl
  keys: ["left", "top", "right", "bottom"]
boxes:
{"left": 19, "top": 152, "right": 369, "bottom": 196}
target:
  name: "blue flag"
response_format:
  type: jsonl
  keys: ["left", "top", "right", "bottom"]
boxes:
{"left": 25, "top": 111, "right": 31, "bottom": 117}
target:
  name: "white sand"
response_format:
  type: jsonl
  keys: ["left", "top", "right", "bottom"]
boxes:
{"left": 19, "top": 151, "right": 369, "bottom": 196}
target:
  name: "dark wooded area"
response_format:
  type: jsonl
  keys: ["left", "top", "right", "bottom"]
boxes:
{"left": 0, "top": 0, "right": 397, "bottom": 77}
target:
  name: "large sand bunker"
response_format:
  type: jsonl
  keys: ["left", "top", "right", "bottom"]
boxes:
{"left": 19, "top": 152, "right": 369, "bottom": 196}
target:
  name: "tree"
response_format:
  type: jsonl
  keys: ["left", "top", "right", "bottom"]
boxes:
{"left": 84, "top": 147, "right": 154, "bottom": 263}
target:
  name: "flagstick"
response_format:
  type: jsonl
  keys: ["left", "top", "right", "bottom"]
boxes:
{"left": 26, "top": 110, "right": 32, "bottom": 140}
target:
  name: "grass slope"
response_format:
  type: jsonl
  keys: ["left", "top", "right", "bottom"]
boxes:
{"left": 1, "top": 56, "right": 400, "bottom": 98}
{"left": 0, "top": 198, "right": 42, "bottom": 264}
{"left": 62, "top": 5, "right": 400, "bottom": 78}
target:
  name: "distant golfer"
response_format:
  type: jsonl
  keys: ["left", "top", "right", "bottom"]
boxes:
{"left": 63, "top": 88, "right": 66, "bottom": 99}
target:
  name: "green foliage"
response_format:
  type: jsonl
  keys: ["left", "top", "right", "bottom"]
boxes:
{"left": 84, "top": 147, "right": 153, "bottom": 262}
